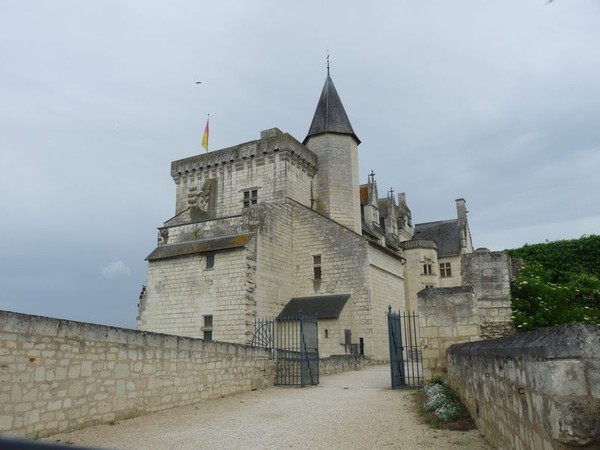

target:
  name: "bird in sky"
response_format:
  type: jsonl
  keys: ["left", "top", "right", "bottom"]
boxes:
{"left": 195, "top": 81, "right": 202, "bottom": 84}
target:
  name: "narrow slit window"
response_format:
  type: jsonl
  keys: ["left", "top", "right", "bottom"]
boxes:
{"left": 313, "top": 255, "right": 322, "bottom": 280}
{"left": 206, "top": 253, "right": 215, "bottom": 270}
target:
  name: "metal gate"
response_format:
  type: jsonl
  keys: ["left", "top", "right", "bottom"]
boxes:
{"left": 387, "top": 306, "right": 423, "bottom": 388}
{"left": 253, "top": 313, "right": 319, "bottom": 387}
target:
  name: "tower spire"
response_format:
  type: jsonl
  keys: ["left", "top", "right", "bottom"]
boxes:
{"left": 303, "top": 66, "right": 360, "bottom": 145}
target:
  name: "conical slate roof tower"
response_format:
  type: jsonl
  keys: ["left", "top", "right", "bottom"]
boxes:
{"left": 304, "top": 68, "right": 360, "bottom": 145}
{"left": 304, "top": 68, "right": 361, "bottom": 234}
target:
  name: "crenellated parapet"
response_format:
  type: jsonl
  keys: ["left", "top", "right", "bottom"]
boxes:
{"left": 170, "top": 129, "right": 318, "bottom": 183}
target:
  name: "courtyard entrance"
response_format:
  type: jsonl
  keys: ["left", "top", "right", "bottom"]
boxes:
{"left": 253, "top": 313, "right": 319, "bottom": 387}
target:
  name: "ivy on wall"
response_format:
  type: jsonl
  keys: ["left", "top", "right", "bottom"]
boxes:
{"left": 507, "top": 235, "right": 600, "bottom": 331}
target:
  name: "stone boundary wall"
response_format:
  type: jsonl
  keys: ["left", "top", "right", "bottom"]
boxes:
{"left": 447, "top": 324, "right": 600, "bottom": 450}
{"left": 0, "top": 310, "right": 274, "bottom": 439}
{"left": 319, "top": 355, "right": 367, "bottom": 376}
{"left": 462, "top": 250, "right": 514, "bottom": 340}
{"left": 417, "top": 286, "right": 479, "bottom": 378}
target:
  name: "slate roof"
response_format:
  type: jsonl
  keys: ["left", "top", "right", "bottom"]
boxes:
{"left": 303, "top": 72, "right": 360, "bottom": 145}
{"left": 413, "top": 219, "right": 461, "bottom": 257}
{"left": 146, "top": 234, "right": 253, "bottom": 261}
{"left": 277, "top": 294, "right": 351, "bottom": 319}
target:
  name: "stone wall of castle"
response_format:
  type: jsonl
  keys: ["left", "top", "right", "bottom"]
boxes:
{"left": 250, "top": 203, "right": 294, "bottom": 318}
{"left": 289, "top": 202, "right": 376, "bottom": 354}
{"left": 447, "top": 324, "right": 600, "bottom": 450}
{"left": 0, "top": 310, "right": 274, "bottom": 439}
{"left": 304, "top": 134, "right": 361, "bottom": 234}
{"left": 367, "top": 245, "right": 406, "bottom": 360}
{"left": 139, "top": 246, "right": 250, "bottom": 342}
{"left": 171, "top": 131, "right": 316, "bottom": 218}
{"left": 462, "top": 250, "right": 514, "bottom": 339}
{"left": 401, "top": 241, "right": 439, "bottom": 311}
{"left": 417, "top": 286, "right": 480, "bottom": 378}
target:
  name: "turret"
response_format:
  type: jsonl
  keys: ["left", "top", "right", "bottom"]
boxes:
{"left": 303, "top": 68, "right": 361, "bottom": 234}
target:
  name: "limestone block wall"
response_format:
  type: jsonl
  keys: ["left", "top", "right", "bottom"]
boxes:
{"left": 367, "top": 245, "right": 405, "bottom": 360}
{"left": 437, "top": 255, "right": 462, "bottom": 288}
{"left": 304, "top": 134, "right": 361, "bottom": 234}
{"left": 0, "top": 311, "right": 274, "bottom": 439}
{"left": 447, "top": 324, "right": 600, "bottom": 450}
{"left": 249, "top": 203, "right": 294, "bottom": 319}
{"left": 171, "top": 132, "right": 316, "bottom": 218}
{"left": 318, "top": 308, "right": 354, "bottom": 358}
{"left": 400, "top": 241, "right": 438, "bottom": 312}
{"left": 289, "top": 202, "right": 376, "bottom": 355}
{"left": 417, "top": 286, "right": 479, "bottom": 378}
{"left": 139, "top": 246, "right": 250, "bottom": 342}
{"left": 319, "top": 355, "right": 367, "bottom": 376}
{"left": 462, "top": 250, "right": 514, "bottom": 339}
{"left": 160, "top": 215, "right": 245, "bottom": 245}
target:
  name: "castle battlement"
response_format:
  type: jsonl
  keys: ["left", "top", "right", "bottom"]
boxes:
{"left": 171, "top": 128, "right": 317, "bottom": 181}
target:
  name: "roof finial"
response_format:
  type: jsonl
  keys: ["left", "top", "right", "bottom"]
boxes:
{"left": 326, "top": 50, "right": 330, "bottom": 76}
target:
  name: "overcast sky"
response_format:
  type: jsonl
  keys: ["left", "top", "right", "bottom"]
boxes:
{"left": 1, "top": 0, "right": 599, "bottom": 329}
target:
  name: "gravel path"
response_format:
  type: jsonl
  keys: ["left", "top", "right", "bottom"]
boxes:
{"left": 46, "top": 365, "right": 491, "bottom": 449}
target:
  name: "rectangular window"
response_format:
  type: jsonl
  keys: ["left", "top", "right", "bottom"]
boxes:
{"left": 313, "top": 255, "right": 322, "bottom": 280}
{"left": 202, "top": 315, "right": 213, "bottom": 342}
{"left": 440, "top": 262, "right": 452, "bottom": 278}
{"left": 242, "top": 189, "right": 258, "bottom": 208}
{"left": 423, "top": 263, "right": 432, "bottom": 275}
{"left": 206, "top": 253, "right": 215, "bottom": 269}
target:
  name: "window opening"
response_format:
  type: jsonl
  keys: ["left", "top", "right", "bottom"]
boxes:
{"left": 206, "top": 253, "right": 215, "bottom": 269}
{"left": 440, "top": 262, "right": 452, "bottom": 277}
{"left": 242, "top": 189, "right": 258, "bottom": 208}
{"left": 203, "top": 315, "right": 213, "bottom": 341}
{"left": 313, "top": 255, "right": 322, "bottom": 280}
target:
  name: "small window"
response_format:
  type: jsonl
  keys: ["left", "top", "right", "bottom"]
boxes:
{"left": 206, "top": 254, "right": 215, "bottom": 269}
{"left": 425, "top": 285, "right": 434, "bottom": 289}
{"left": 440, "top": 262, "right": 452, "bottom": 278}
{"left": 202, "top": 315, "right": 213, "bottom": 342}
{"left": 242, "top": 189, "right": 258, "bottom": 208}
{"left": 313, "top": 255, "right": 322, "bottom": 280}
{"left": 423, "top": 263, "right": 432, "bottom": 275}
{"left": 324, "top": 329, "right": 329, "bottom": 339}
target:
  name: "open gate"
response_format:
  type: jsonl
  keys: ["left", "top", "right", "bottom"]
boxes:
{"left": 387, "top": 306, "right": 423, "bottom": 388}
{"left": 253, "top": 313, "right": 319, "bottom": 387}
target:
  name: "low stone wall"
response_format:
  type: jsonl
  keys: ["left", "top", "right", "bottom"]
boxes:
{"left": 0, "top": 310, "right": 274, "bottom": 439}
{"left": 447, "top": 324, "right": 600, "bottom": 450}
{"left": 319, "top": 355, "right": 367, "bottom": 376}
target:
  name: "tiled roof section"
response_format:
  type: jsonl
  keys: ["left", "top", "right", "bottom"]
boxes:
{"left": 146, "top": 234, "right": 253, "bottom": 261}
{"left": 413, "top": 220, "right": 461, "bottom": 257}
{"left": 303, "top": 73, "right": 360, "bottom": 145}
{"left": 277, "top": 294, "right": 351, "bottom": 319}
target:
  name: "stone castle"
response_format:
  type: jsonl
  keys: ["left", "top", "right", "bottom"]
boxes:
{"left": 137, "top": 69, "right": 474, "bottom": 360}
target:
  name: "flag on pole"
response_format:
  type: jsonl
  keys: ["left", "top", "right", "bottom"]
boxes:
{"left": 201, "top": 116, "right": 209, "bottom": 152}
